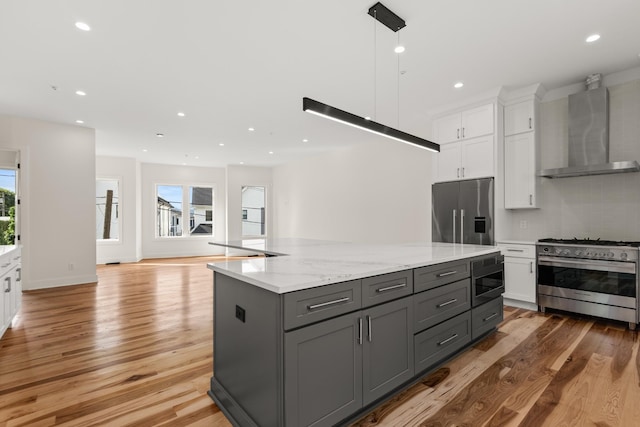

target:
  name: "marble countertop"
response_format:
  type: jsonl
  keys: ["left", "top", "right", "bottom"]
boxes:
{"left": 208, "top": 238, "right": 499, "bottom": 294}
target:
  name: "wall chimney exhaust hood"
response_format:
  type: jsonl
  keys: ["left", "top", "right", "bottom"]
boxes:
{"left": 538, "top": 74, "right": 640, "bottom": 178}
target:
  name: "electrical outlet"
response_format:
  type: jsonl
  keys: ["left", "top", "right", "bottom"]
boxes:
{"left": 68, "top": 262, "right": 75, "bottom": 271}
{"left": 235, "top": 305, "right": 246, "bottom": 323}
{"left": 519, "top": 220, "right": 528, "bottom": 229}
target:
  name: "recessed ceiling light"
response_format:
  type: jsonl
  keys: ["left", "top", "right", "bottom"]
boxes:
{"left": 219, "top": 143, "right": 225, "bottom": 146}
{"left": 75, "top": 90, "right": 86, "bottom": 96}
{"left": 195, "top": 156, "right": 199, "bottom": 159}
{"left": 75, "top": 120, "right": 84, "bottom": 124}
{"left": 268, "top": 151, "right": 274, "bottom": 155}
{"left": 394, "top": 46, "right": 405, "bottom": 53}
{"left": 240, "top": 161, "right": 245, "bottom": 165}
{"left": 156, "top": 133, "right": 164, "bottom": 138}
{"left": 75, "top": 22, "right": 91, "bottom": 31}
{"left": 177, "top": 112, "right": 185, "bottom": 117}
{"left": 142, "top": 149, "right": 148, "bottom": 152}
{"left": 454, "top": 82, "right": 464, "bottom": 89}
{"left": 182, "top": 163, "right": 187, "bottom": 166}
{"left": 586, "top": 34, "right": 600, "bottom": 43}
{"left": 248, "top": 127, "right": 255, "bottom": 132}
{"left": 302, "top": 139, "right": 308, "bottom": 142}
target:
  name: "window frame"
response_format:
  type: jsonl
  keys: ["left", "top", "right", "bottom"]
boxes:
{"left": 96, "top": 176, "right": 122, "bottom": 244}
{"left": 155, "top": 183, "right": 215, "bottom": 240}
{"left": 241, "top": 184, "right": 267, "bottom": 238}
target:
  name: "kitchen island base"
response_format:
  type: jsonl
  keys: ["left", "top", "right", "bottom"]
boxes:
{"left": 208, "top": 245, "right": 503, "bottom": 427}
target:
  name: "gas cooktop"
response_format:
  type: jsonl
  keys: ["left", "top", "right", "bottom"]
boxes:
{"left": 538, "top": 238, "right": 640, "bottom": 247}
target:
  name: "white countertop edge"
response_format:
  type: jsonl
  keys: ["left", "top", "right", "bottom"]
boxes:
{"left": 207, "top": 244, "right": 500, "bottom": 294}
{"left": 496, "top": 240, "right": 536, "bottom": 246}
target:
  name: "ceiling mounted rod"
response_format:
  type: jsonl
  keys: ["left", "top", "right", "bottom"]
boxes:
{"left": 302, "top": 97, "right": 440, "bottom": 153}
{"left": 368, "top": 2, "right": 406, "bottom": 32}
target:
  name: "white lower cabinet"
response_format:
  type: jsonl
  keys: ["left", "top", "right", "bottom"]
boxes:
{"left": 497, "top": 242, "right": 536, "bottom": 304}
{"left": 1, "top": 247, "right": 22, "bottom": 339}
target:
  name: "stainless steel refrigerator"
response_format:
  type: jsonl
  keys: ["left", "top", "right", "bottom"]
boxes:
{"left": 432, "top": 178, "right": 494, "bottom": 245}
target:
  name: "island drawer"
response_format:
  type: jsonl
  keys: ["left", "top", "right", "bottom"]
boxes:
{"left": 414, "top": 278, "right": 470, "bottom": 333}
{"left": 283, "top": 280, "right": 362, "bottom": 330}
{"left": 471, "top": 296, "right": 503, "bottom": 340}
{"left": 414, "top": 311, "right": 471, "bottom": 374}
{"left": 362, "top": 270, "right": 413, "bottom": 308}
{"left": 414, "top": 260, "right": 469, "bottom": 293}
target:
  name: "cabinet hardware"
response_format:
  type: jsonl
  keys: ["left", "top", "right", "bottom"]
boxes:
{"left": 4, "top": 276, "right": 10, "bottom": 293}
{"left": 16, "top": 268, "right": 21, "bottom": 282}
{"left": 462, "top": 127, "right": 465, "bottom": 138}
{"left": 507, "top": 249, "right": 524, "bottom": 252}
{"left": 457, "top": 168, "right": 460, "bottom": 178}
{"left": 483, "top": 313, "right": 499, "bottom": 322}
{"left": 452, "top": 210, "right": 456, "bottom": 243}
{"left": 457, "top": 128, "right": 460, "bottom": 139}
{"left": 461, "top": 167, "right": 465, "bottom": 177}
{"left": 530, "top": 262, "right": 533, "bottom": 274}
{"left": 367, "top": 315, "right": 372, "bottom": 342}
{"left": 437, "top": 270, "right": 457, "bottom": 278}
{"left": 358, "top": 317, "right": 363, "bottom": 345}
{"left": 307, "top": 297, "right": 350, "bottom": 310}
{"left": 529, "top": 194, "right": 533, "bottom": 205}
{"left": 438, "top": 333, "right": 458, "bottom": 346}
{"left": 376, "top": 283, "right": 407, "bottom": 293}
{"left": 437, "top": 298, "right": 458, "bottom": 308}
{"left": 1, "top": 263, "right": 9, "bottom": 268}
{"left": 460, "top": 209, "right": 465, "bottom": 243}
{"left": 529, "top": 117, "right": 532, "bottom": 129}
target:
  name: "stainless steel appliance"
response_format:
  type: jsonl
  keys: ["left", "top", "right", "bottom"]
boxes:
{"left": 471, "top": 253, "right": 504, "bottom": 307}
{"left": 537, "top": 238, "right": 639, "bottom": 329}
{"left": 432, "top": 178, "right": 494, "bottom": 246}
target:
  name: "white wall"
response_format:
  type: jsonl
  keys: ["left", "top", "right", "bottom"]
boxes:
{"left": 503, "top": 77, "right": 640, "bottom": 241}
{"left": 273, "top": 138, "right": 433, "bottom": 244}
{"left": 226, "top": 166, "right": 273, "bottom": 241}
{"left": 141, "top": 163, "right": 226, "bottom": 258}
{"left": 96, "top": 156, "right": 141, "bottom": 264}
{"left": 0, "top": 116, "right": 97, "bottom": 290}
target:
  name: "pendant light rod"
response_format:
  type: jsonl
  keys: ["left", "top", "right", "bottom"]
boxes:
{"left": 302, "top": 97, "right": 439, "bottom": 153}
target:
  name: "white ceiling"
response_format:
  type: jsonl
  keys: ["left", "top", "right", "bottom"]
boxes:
{"left": 1, "top": 0, "right": 639, "bottom": 168}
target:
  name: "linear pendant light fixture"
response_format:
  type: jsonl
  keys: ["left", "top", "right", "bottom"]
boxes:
{"left": 303, "top": 98, "right": 439, "bottom": 152}
{"left": 302, "top": 2, "right": 439, "bottom": 153}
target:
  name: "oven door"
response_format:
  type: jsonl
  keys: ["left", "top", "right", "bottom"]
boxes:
{"left": 538, "top": 256, "right": 637, "bottom": 308}
{"left": 472, "top": 260, "right": 504, "bottom": 307}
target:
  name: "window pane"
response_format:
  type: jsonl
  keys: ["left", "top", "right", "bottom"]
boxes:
{"left": 96, "top": 179, "right": 119, "bottom": 240}
{"left": 189, "top": 187, "right": 213, "bottom": 235}
{"left": 157, "top": 185, "right": 183, "bottom": 237}
{"left": 241, "top": 186, "right": 265, "bottom": 236}
{"left": 0, "top": 169, "right": 16, "bottom": 245}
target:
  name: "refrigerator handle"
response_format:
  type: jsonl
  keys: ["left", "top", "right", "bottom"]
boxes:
{"left": 460, "top": 209, "right": 464, "bottom": 244}
{"left": 452, "top": 209, "right": 456, "bottom": 243}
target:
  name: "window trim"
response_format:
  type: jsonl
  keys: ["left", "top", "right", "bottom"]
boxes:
{"left": 155, "top": 183, "right": 216, "bottom": 240}
{"left": 96, "top": 176, "right": 122, "bottom": 244}
{"left": 241, "top": 184, "right": 267, "bottom": 238}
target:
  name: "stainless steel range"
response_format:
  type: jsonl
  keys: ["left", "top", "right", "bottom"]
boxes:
{"left": 537, "top": 238, "right": 639, "bottom": 329}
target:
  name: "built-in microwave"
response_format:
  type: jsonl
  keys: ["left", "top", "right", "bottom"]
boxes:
{"left": 471, "top": 254, "right": 505, "bottom": 307}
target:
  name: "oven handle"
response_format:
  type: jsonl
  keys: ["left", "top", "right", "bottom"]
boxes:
{"left": 537, "top": 256, "right": 636, "bottom": 274}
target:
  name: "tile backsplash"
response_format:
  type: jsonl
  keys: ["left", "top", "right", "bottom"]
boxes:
{"left": 505, "top": 79, "right": 640, "bottom": 242}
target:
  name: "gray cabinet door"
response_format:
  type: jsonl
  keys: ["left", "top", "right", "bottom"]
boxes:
{"left": 285, "top": 311, "right": 362, "bottom": 427}
{"left": 362, "top": 296, "right": 414, "bottom": 406}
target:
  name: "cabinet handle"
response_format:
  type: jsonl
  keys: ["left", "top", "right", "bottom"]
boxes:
{"left": 376, "top": 283, "right": 407, "bottom": 293}
{"left": 4, "top": 276, "right": 10, "bottom": 293}
{"left": 16, "top": 268, "right": 21, "bottom": 282}
{"left": 307, "top": 297, "right": 350, "bottom": 310}
{"left": 530, "top": 261, "right": 534, "bottom": 274}
{"left": 367, "top": 315, "right": 372, "bottom": 342}
{"left": 1, "top": 262, "right": 9, "bottom": 268}
{"left": 461, "top": 167, "right": 465, "bottom": 177}
{"left": 438, "top": 333, "right": 459, "bottom": 346}
{"left": 358, "top": 317, "right": 363, "bottom": 345}
{"left": 437, "top": 298, "right": 458, "bottom": 308}
{"left": 437, "top": 270, "right": 458, "bottom": 278}
{"left": 529, "top": 194, "right": 533, "bottom": 205}
{"left": 457, "top": 128, "right": 460, "bottom": 139}
{"left": 462, "top": 127, "right": 465, "bottom": 138}
{"left": 457, "top": 168, "right": 460, "bottom": 178}
{"left": 529, "top": 117, "right": 532, "bottom": 129}
{"left": 507, "top": 248, "right": 524, "bottom": 252}
{"left": 483, "top": 313, "right": 499, "bottom": 322}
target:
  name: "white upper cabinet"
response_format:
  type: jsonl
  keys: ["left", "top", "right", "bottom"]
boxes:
{"left": 503, "top": 97, "right": 539, "bottom": 209}
{"left": 433, "top": 104, "right": 494, "bottom": 143}
{"left": 504, "top": 100, "right": 535, "bottom": 136}
{"left": 433, "top": 103, "right": 495, "bottom": 182}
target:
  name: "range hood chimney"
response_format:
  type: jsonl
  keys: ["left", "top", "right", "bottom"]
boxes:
{"left": 538, "top": 74, "right": 640, "bottom": 178}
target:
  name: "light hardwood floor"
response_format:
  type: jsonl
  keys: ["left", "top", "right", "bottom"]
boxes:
{"left": 1, "top": 257, "right": 639, "bottom": 426}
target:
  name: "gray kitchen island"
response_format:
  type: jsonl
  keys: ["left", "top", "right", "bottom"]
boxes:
{"left": 207, "top": 238, "right": 503, "bottom": 427}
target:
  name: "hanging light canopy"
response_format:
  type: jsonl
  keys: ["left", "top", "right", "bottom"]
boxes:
{"left": 303, "top": 2, "right": 439, "bottom": 153}
{"left": 303, "top": 98, "right": 439, "bottom": 152}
